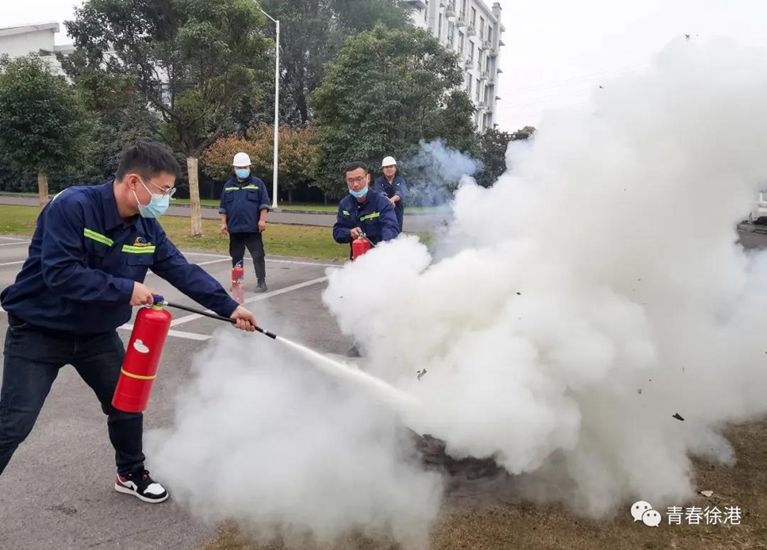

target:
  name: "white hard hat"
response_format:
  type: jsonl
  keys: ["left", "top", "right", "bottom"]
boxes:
{"left": 381, "top": 156, "right": 397, "bottom": 167}
{"left": 232, "top": 152, "right": 251, "bottom": 167}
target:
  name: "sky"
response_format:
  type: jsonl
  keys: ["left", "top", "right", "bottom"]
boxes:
{"left": 2, "top": 0, "right": 767, "bottom": 131}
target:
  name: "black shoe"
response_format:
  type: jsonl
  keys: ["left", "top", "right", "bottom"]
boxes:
{"left": 114, "top": 469, "right": 169, "bottom": 503}
{"left": 256, "top": 280, "right": 268, "bottom": 292}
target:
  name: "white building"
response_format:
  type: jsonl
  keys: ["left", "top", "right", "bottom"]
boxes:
{"left": 405, "top": 0, "right": 504, "bottom": 131}
{"left": 0, "top": 22, "right": 74, "bottom": 75}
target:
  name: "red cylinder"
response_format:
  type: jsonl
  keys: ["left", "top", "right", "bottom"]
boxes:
{"left": 231, "top": 262, "right": 245, "bottom": 304}
{"left": 352, "top": 237, "right": 372, "bottom": 260}
{"left": 112, "top": 301, "right": 172, "bottom": 413}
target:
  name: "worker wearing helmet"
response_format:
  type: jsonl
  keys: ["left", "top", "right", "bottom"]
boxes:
{"left": 0, "top": 141, "right": 258, "bottom": 503}
{"left": 333, "top": 161, "right": 400, "bottom": 259}
{"left": 219, "top": 152, "right": 271, "bottom": 292}
{"left": 373, "top": 156, "right": 407, "bottom": 231}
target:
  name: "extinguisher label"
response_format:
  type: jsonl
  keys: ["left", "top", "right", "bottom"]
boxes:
{"left": 133, "top": 339, "right": 150, "bottom": 354}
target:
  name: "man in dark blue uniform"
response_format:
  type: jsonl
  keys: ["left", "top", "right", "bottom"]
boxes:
{"left": 333, "top": 161, "right": 400, "bottom": 259}
{"left": 373, "top": 155, "right": 407, "bottom": 231}
{"left": 219, "top": 152, "right": 271, "bottom": 292}
{"left": 0, "top": 141, "right": 257, "bottom": 503}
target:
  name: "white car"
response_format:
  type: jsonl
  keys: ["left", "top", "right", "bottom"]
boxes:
{"left": 749, "top": 191, "right": 767, "bottom": 224}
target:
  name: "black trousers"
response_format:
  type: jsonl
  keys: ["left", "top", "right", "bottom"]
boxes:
{"left": 229, "top": 232, "right": 266, "bottom": 283}
{"left": 0, "top": 317, "right": 144, "bottom": 476}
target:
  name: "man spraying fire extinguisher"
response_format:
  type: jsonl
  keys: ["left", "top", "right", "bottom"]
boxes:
{"left": 0, "top": 141, "right": 257, "bottom": 504}
{"left": 333, "top": 161, "right": 400, "bottom": 260}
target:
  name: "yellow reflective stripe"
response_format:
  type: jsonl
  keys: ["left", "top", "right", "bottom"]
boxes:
{"left": 224, "top": 185, "right": 259, "bottom": 191}
{"left": 120, "top": 368, "right": 156, "bottom": 381}
{"left": 359, "top": 211, "right": 380, "bottom": 222}
{"left": 83, "top": 228, "right": 114, "bottom": 247}
{"left": 342, "top": 210, "right": 350, "bottom": 216}
{"left": 122, "top": 245, "right": 156, "bottom": 254}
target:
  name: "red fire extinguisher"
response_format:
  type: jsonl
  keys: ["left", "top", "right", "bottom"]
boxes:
{"left": 352, "top": 235, "right": 373, "bottom": 260}
{"left": 231, "top": 261, "right": 244, "bottom": 304}
{"left": 112, "top": 295, "right": 172, "bottom": 413}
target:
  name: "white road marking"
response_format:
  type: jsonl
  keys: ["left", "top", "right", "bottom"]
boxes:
{"left": 0, "top": 242, "right": 27, "bottom": 247}
{"left": 0, "top": 260, "right": 24, "bottom": 267}
{"left": 169, "top": 276, "right": 328, "bottom": 328}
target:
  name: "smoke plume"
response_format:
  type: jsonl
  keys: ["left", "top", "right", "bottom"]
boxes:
{"left": 324, "top": 37, "right": 767, "bottom": 517}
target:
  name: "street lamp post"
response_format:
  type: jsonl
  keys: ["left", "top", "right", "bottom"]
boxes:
{"left": 255, "top": 3, "right": 280, "bottom": 209}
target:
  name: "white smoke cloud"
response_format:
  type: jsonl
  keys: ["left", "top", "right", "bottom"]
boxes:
{"left": 323, "top": 37, "right": 767, "bottom": 517}
{"left": 146, "top": 329, "right": 443, "bottom": 547}
{"left": 401, "top": 139, "right": 482, "bottom": 206}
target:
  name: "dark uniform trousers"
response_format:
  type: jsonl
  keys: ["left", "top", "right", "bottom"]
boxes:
{"left": 0, "top": 315, "right": 144, "bottom": 476}
{"left": 229, "top": 232, "right": 266, "bottom": 283}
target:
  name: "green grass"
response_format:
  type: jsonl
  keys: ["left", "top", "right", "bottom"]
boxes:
{"left": 2, "top": 193, "right": 449, "bottom": 214}
{"left": 0, "top": 205, "right": 347, "bottom": 261}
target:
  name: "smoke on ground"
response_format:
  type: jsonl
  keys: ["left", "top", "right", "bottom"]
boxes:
{"left": 324, "top": 37, "right": 767, "bottom": 517}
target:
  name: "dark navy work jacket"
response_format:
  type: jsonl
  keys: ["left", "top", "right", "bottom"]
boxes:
{"left": 332, "top": 190, "right": 400, "bottom": 245}
{"left": 218, "top": 176, "right": 271, "bottom": 234}
{"left": 373, "top": 174, "right": 407, "bottom": 210}
{"left": 0, "top": 182, "right": 238, "bottom": 333}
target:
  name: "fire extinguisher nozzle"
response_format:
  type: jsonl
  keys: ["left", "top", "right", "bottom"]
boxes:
{"left": 257, "top": 327, "right": 277, "bottom": 339}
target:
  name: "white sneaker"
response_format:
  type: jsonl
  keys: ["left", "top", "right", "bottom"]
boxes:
{"left": 114, "top": 469, "right": 169, "bottom": 503}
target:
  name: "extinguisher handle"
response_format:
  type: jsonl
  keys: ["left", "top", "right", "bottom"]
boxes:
{"left": 161, "top": 300, "right": 277, "bottom": 339}
{"left": 360, "top": 233, "right": 377, "bottom": 247}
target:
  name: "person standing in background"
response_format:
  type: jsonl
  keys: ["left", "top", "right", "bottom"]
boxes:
{"left": 373, "top": 156, "right": 407, "bottom": 231}
{"left": 219, "top": 152, "right": 271, "bottom": 292}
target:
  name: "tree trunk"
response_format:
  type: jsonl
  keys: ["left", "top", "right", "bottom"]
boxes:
{"left": 288, "top": 189, "right": 293, "bottom": 204}
{"left": 187, "top": 157, "right": 203, "bottom": 237}
{"left": 37, "top": 171, "right": 49, "bottom": 208}
{"left": 323, "top": 192, "right": 328, "bottom": 206}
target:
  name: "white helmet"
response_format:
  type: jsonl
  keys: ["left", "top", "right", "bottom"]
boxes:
{"left": 232, "top": 152, "right": 251, "bottom": 167}
{"left": 381, "top": 156, "right": 397, "bottom": 168}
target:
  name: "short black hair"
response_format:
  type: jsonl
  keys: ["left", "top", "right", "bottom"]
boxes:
{"left": 342, "top": 161, "right": 369, "bottom": 176}
{"left": 115, "top": 141, "right": 181, "bottom": 181}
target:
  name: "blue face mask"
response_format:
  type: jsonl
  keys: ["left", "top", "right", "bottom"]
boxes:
{"left": 349, "top": 186, "right": 369, "bottom": 199}
{"left": 235, "top": 168, "right": 251, "bottom": 180}
{"left": 133, "top": 179, "right": 170, "bottom": 218}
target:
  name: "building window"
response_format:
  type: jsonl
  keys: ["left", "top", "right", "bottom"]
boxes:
{"left": 475, "top": 79, "right": 481, "bottom": 101}
{"left": 471, "top": 7, "right": 476, "bottom": 27}
{"left": 438, "top": 13, "right": 443, "bottom": 39}
{"left": 468, "top": 42, "right": 474, "bottom": 64}
{"left": 424, "top": 0, "right": 429, "bottom": 22}
{"left": 458, "top": 31, "right": 464, "bottom": 54}
{"left": 461, "top": 0, "right": 467, "bottom": 18}
{"left": 467, "top": 78, "right": 472, "bottom": 96}
{"left": 447, "top": 22, "right": 455, "bottom": 47}
{"left": 479, "top": 16, "right": 485, "bottom": 39}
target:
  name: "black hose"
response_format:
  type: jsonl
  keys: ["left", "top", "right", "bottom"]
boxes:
{"left": 162, "top": 301, "right": 277, "bottom": 339}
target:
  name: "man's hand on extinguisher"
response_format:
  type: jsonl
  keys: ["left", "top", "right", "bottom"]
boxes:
{"left": 130, "top": 282, "right": 155, "bottom": 306}
{"left": 350, "top": 227, "right": 363, "bottom": 239}
{"left": 230, "top": 305, "right": 257, "bottom": 332}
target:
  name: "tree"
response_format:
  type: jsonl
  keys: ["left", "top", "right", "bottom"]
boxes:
{"left": 311, "top": 24, "right": 475, "bottom": 197}
{"left": 0, "top": 55, "right": 89, "bottom": 206}
{"left": 202, "top": 124, "right": 318, "bottom": 203}
{"left": 475, "top": 126, "right": 536, "bottom": 187}
{"left": 64, "top": 0, "right": 272, "bottom": 236}
{"left": 258, "top": 0, "right": 411, "bottom": 125}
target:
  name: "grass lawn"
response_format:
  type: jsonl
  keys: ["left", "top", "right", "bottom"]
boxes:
{"left": 0, "top": 205, "right": 347, "bottom": 261}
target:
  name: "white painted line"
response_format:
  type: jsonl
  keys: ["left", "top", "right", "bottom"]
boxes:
{"left": 0, "top": 242, "right": 27, "bottom": 247}
{"left": 178, "top": 250, "right": 338, "bottom": 268}
{"left": 169, "top": 275, "right": 328, "bottom": 328}
{"left": 0, "top": 260, "right": 24, "bottom": 267}
{"left": 119, "top": 324, "right": 211, "bottom": 342}
{"left": 0, "top": 236, "right": 26, "bottom": 242}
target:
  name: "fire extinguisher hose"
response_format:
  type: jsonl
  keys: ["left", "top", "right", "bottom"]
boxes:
{"left": 161, "top": 300, "right": 277, "bottom": 339}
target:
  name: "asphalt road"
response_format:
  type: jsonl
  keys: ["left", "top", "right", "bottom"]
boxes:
{"left": 0, "top": 196, "right": 449, "bottom": 233}
{"left": 0, "top": 236, "right": 349, "bottom": 550}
